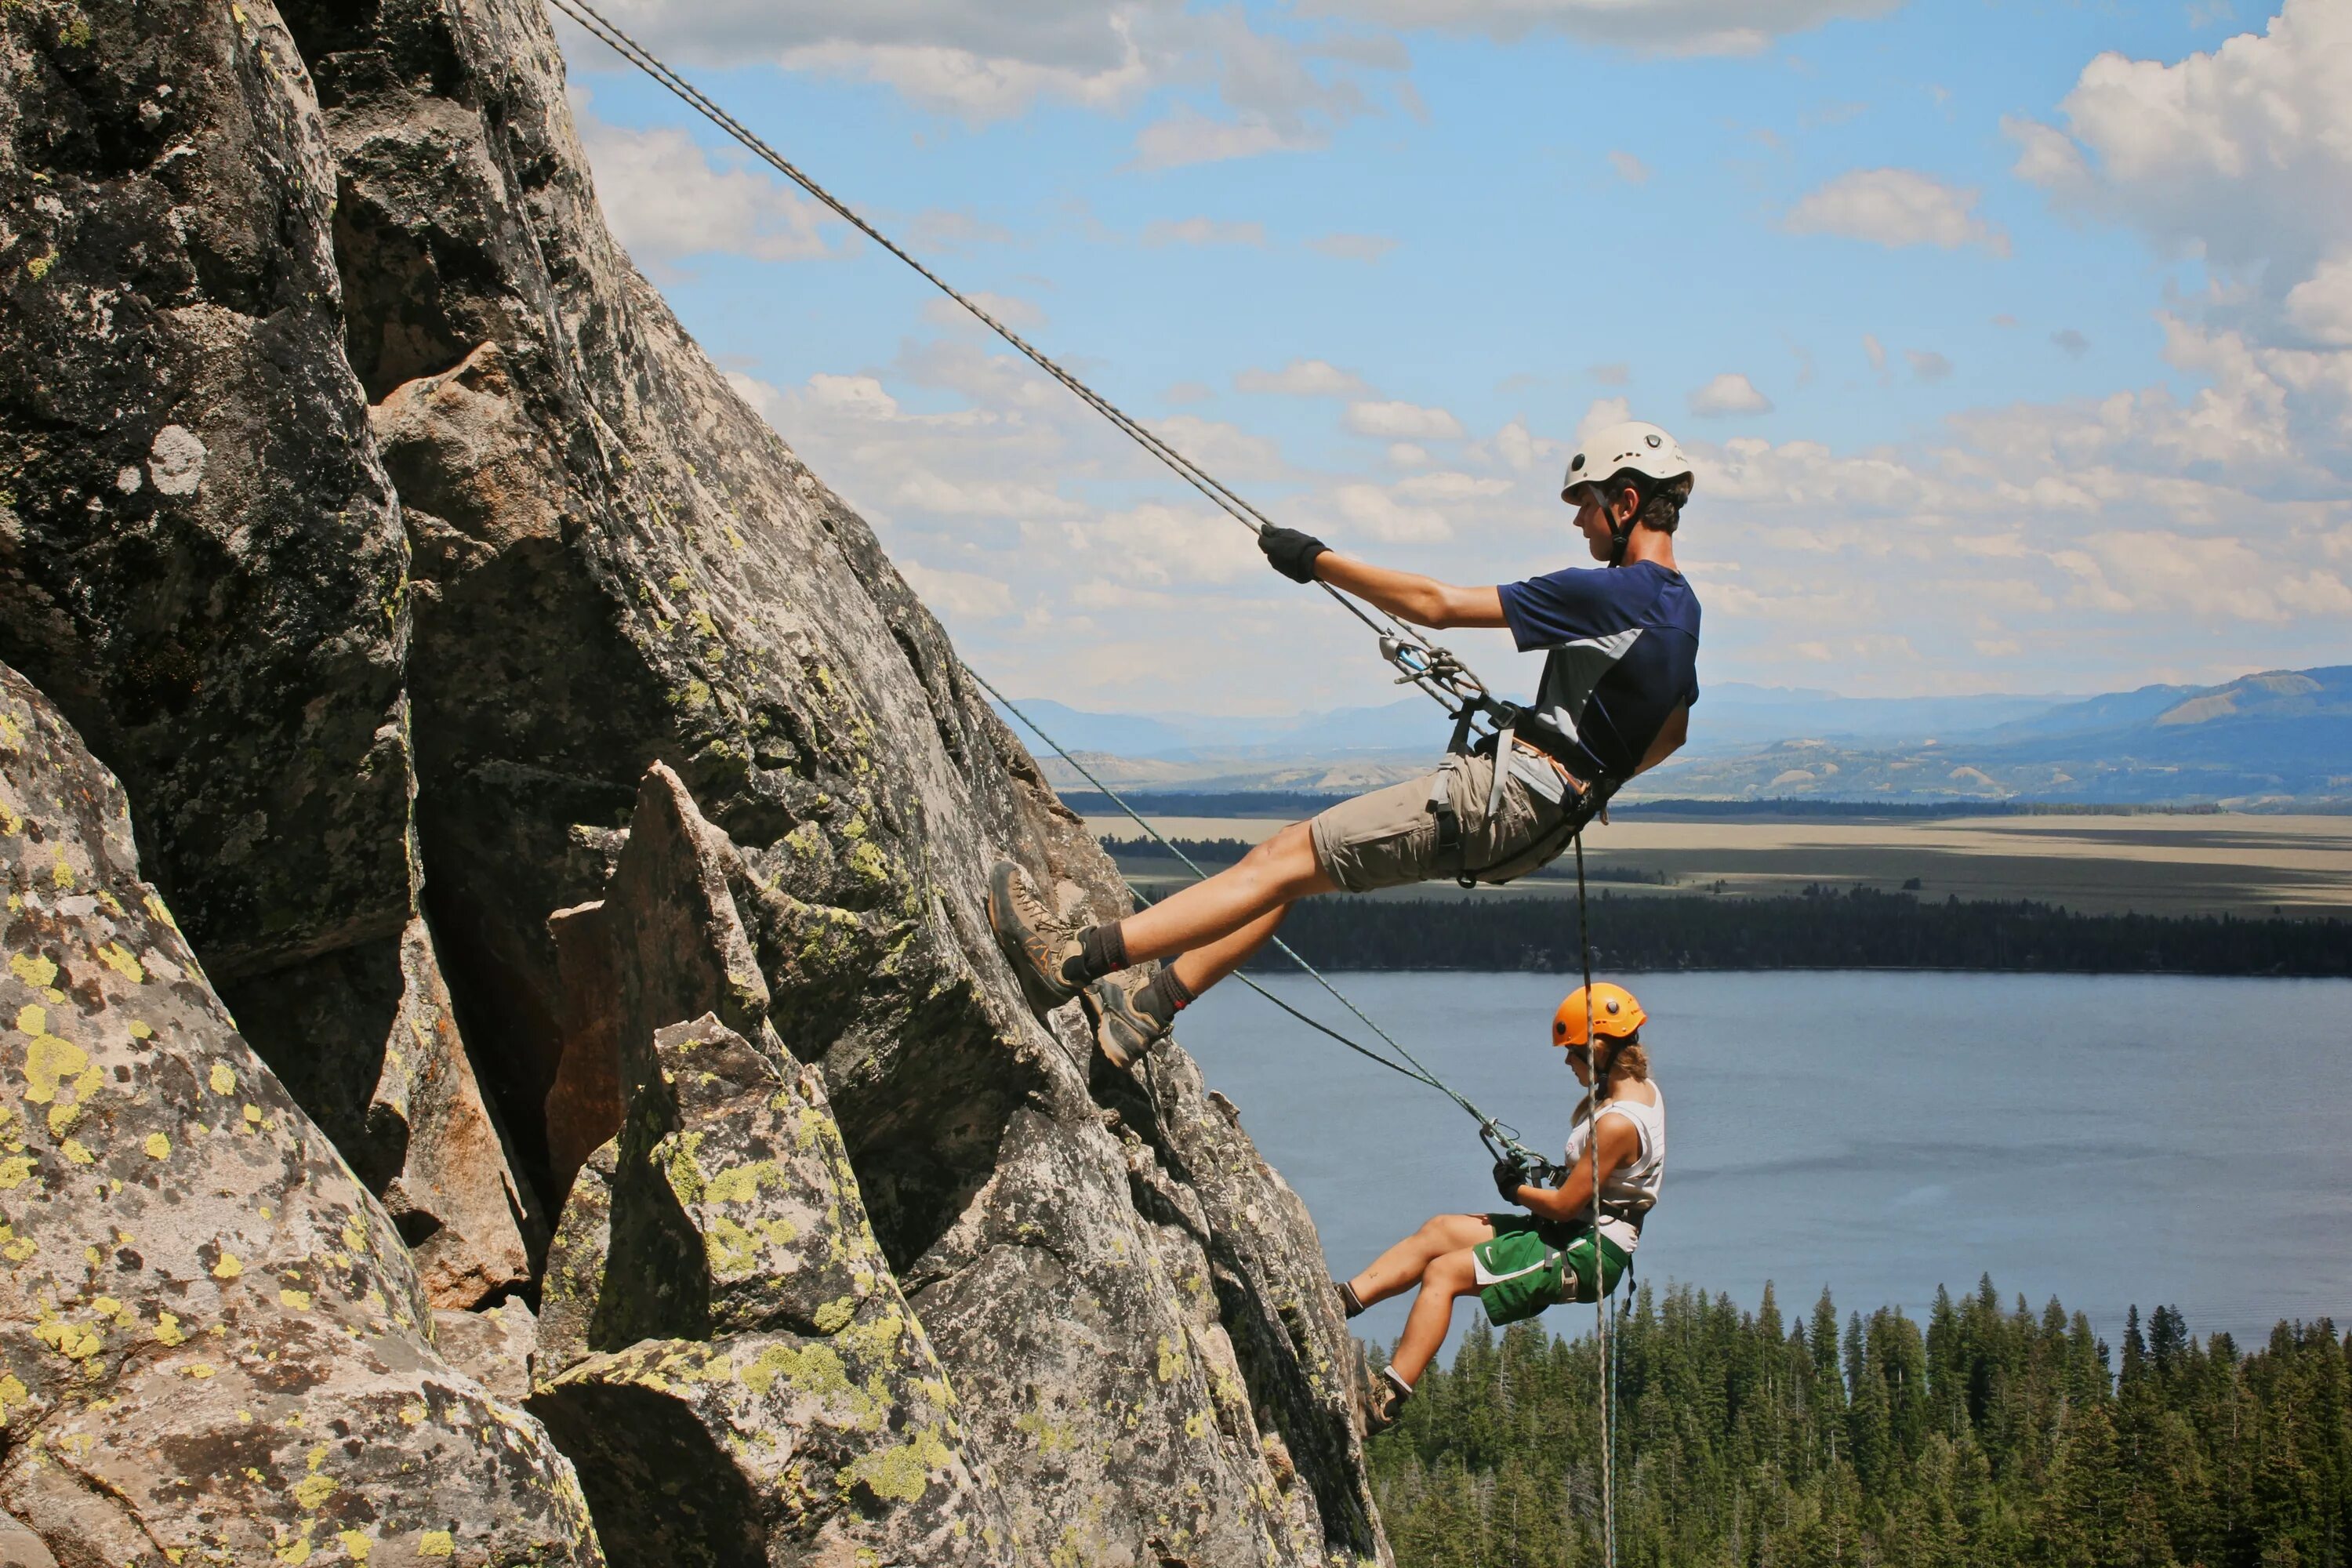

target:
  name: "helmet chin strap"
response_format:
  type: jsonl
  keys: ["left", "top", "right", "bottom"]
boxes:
{"left": 1606, "top": 488, "right": 1636, "bottom": 568}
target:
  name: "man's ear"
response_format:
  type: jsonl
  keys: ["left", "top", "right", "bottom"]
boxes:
{"left": 1616, "top": 485, "right": 1643, "bottom": 524}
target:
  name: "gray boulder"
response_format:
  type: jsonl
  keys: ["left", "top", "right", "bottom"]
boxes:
{"left": 0, "top": 0, "right": 532, "bottom": 1305}
{"left": 0, "top": 660, "right": 602, "bottom": 1565}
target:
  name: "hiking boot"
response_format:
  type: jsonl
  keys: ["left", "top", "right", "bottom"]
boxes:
{"left": 1362, "top": 1365, "right": 1414, "bottom": 1437}
{"left": 987, "top": 860, "right": 1081, "bottom": 1011}
{"left": 1080, "top": 968, "right": 1172, "bottom": 1073}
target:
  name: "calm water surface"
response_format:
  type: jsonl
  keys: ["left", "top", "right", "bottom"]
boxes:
{"left": 1179, "top": 971, "right": 2352, "bottom": 1354}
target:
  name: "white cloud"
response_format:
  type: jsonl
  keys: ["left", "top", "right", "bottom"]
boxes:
{"left": 1589, "top": 362, "right": 1632, "bottom": 386}
{"left": 2285, "top": 254, "right": 2352, "bottom": 347}
{"left": 558, "top": 0, "right": 1405, "bottom": 165}
{"left": 1784, "top": 168, "right": 2009, "bottom": 255}
{"left": 1608, "top": 150, "right": 1650, "bottom": 184}
{"left": 2051, "top": 328, "right": 2092, "bottom": 358}
{"left": 922, "top": 290, "right": 1047, "bottom": 331}
{"left": 1236, "top": 358, "right": 1371, "bottom": 397}
{"left": 1132, "top": 107, "right": 1323, "bottom": 168}
{"left": 1139, "top": 216, "right": 1270, "bottom": 248}
{"left": 805, "top": 373, "right": 900, "bottom": 417}
{"left": 2002, "top": 0, "right": 2352, "bottom": 479}
{"left": 1152, "top": 414, "right": 1287, "bottom": 479}
{"left": 1906, "top": 349, "right": 1953, "bottom": 382}
{"left": 1345, "top": 400, "right": 1467, "bottom": 439}
{"left": 575, "top": 108, "right": 834, "bottom": 268}
{"left": 1863, "top": 333, "right": 1887, "bottom": 374}
{"left": 1330, "top": 482, "right": 1452, "bottom": 543}
{"left": 2004, "top": 0, "right": 2352, "bottom": 271}
{"left": 897, "top": 560, "right": 1018, "bottom": 619}
{"left": 1687, "top": 373, "right": 1774, "bottom": 416}
{"left": 1295, "top": 0, "right": 1898, "bottom": 56}
{"left": 1308, "top": 232, "right": 1400, "bottom": 262}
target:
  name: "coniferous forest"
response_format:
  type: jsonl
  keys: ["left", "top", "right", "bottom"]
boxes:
{"left": 1371, "top": 1279, "right": 2352, "bottom": 1568}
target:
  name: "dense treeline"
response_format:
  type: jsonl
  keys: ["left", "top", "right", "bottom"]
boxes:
{"left": 1108, "top": 838, "right": 1676, "bottom": 886}
{"left": 1374, "top": 1279, "right": 2352, "bottom": 1568}
{"left": 1248, "top": 887, "right": 2352, "bottom": 977}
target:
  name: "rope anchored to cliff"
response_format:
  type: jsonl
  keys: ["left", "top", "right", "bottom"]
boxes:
{"left": 541, "top": 0, "right": 1497, "bottom": 724}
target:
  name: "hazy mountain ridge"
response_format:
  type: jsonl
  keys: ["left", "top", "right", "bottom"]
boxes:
{"left": 1012, "top": 666, "right": 2351, "bottom": 806}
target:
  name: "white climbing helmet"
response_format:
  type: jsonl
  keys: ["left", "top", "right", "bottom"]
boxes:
{"left": 1561, "top": 420, "right": 1693, "bottom": 503}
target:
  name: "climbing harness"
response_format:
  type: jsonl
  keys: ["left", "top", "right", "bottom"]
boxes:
{"left": 539, "top": 14, "right": 1629, "bottom": 1551}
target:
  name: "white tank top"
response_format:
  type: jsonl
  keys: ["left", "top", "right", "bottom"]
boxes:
{"left": 1559, "top": 1090, "right": 1665, "bottom": 1251}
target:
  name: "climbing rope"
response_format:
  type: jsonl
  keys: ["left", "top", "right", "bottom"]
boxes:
{"left": 539, "top": 15, "right": 1619, "bottom": 1549}
{"left": 1575, "top": 837, "right": 1618, "bottom": 1568}
{"left": 970, "top": 666, "right": 1552, "bottom": 1167}
{"left": 541, "top": 0, "right": 1496, "bottom": 722}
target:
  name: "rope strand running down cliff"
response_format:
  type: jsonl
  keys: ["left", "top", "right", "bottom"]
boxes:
{"left": 539, "top": 0, "right": 1479, "bottom": 710}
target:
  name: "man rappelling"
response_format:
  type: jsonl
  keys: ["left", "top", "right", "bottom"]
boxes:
{"left": 1337, "top": 983, "right": 1664, "bottom": 1434}
{"left": 989, "top": 421, "right": 1702, "bottom": 1070}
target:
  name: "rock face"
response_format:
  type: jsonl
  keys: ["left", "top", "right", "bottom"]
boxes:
{"left": 0, "top": 0, "right": 532, "bottom": 1307}
{"left": 0, "top": 662, "right": 602, "bottom": 1566}
{"left": 0, "top": 0, "right": 1389, "bottom": 1559}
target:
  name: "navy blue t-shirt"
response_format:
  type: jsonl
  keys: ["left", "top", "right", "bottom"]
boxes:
{"left": 1494, "top": 562, "right": 1700, "bottom": 783}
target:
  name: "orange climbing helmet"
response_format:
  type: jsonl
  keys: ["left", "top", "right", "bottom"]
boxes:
{"left": 1552, "top": 983, "right": 1646, "bottom": 1048}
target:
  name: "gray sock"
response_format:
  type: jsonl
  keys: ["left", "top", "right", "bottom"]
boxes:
{"left": 1138, "top": 965, "right": 1196, "bottom": 1026}
{"left": 1062, "top": 922, "right": 1128, "bottom": 987}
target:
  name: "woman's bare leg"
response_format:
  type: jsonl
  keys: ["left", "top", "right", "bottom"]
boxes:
{"left": 1390, "top": 1249, "right": 1480, "bottom": 1386}
{"left": 1116, "top": 821, "right": 1334, "bottom": 967}
{"left": 1348, "top": 1214, "right": 1495, "bottom": 1308}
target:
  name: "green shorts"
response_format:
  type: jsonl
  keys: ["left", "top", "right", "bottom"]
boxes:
{"left": 1472, "top": 1214, "right": 1630, "bottom": 1327}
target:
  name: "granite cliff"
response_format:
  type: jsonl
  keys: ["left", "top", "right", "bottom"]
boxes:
{"left": 0, "top": 0, "right": 1385, "bottom": 1562}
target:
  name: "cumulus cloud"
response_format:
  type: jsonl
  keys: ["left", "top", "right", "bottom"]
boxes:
{"left": 2002, "top": 0, "right": 2352, "bottom": 479}
{"left": 1139, "top": 216, "right": 1269, "bottom": 248}
{"left": 2051, "top": 328, "right": 2092, "bottom": 358}
{"left": 896, "top": 560, "right": 1018, "bottom": 619}
{"left": 1608, "top": 150, "right": 1650, "bottom": 184}
{"left": 1906, "top": 349, "right": 1953, "bottom": 382}
{"left": 1345, "top": 400, "right": 1468, "bottom": 439}
{"left": 1687, "top": 373, "right": 1774, "bottom": 416}
{"left": 1308, "top": 232, "right": 1400, "bottom": 262}
{"left": 922, "top": 290, "right": 1047, "bottom": 331}
{"left": 1236, "top": 359, "right": 1371, "bottom": 397}
{"left": 1784, "top": 168, "right": 2009, "bottom": 255}
{"left": 575, "top": 109, "right": 834, "bottom": 270}
{"left": 558, "top": 0, "right": 1404, "bottom": 167}
{"left": 1295, "top": 0, "right": 1898, "bottom": 56}
{"left": 1589, "top": 362, "right": 1632, "bottom": 386}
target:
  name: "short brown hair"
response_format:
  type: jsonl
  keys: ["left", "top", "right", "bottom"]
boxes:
{"left": 1606, "top": 469, "right": 1693, "bottom": 535}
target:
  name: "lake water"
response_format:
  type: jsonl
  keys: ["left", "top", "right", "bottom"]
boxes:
{"left": 1179, "top": 971, "right": 2352, "bottom": 1356}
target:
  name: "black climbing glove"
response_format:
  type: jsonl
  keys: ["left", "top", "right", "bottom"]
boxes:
{"left": 1492, "top": 1157, "right": 1530, "bottom": 1205}
{"left": 1258, "top": 525, "right": 1329, "bottom": 584}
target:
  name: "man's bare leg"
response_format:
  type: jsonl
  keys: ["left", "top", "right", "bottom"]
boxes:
{"left": 1167, "top": 903, "right": 1290, "bottom": 996}
{"left": 1120, "top": 821, "right": 1333, "bottom": 967}
{"left": 1348, "top": 1214, "right": 1495, "bottom": 1309}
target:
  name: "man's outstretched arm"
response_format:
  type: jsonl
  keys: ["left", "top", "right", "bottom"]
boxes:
{"left": 1315, "top": 553, "right": 1506, "bottom": 630}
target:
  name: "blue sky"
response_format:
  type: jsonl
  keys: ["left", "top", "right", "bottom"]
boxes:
{"left": 557, "top": 0, "right": 2350, "bottom": 716}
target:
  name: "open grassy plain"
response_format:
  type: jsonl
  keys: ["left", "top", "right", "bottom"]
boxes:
{"left": 1091, "top": 812, "right": 2352, "bottom": 917}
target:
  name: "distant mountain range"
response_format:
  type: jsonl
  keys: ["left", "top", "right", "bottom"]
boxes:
{"left": 996, "top": 666, "right": 2352, "bottom": 807}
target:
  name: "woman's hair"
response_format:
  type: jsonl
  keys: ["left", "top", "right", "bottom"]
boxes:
{"left": 1605, "top": 470, "right": 1693, "bottom": 535}
{"left": 1572, "top": 1027, "right": 1650, "bottom": 1083}
{"left": 1602, "top": 1028, "right": 1650, "bottom": 1082}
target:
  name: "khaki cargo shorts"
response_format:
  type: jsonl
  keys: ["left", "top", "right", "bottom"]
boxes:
{"left": 1307, "top": 748, "right": 1579, "bottom": 892}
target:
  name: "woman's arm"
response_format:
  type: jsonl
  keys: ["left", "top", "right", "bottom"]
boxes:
{"left": 1313, "top": 553, "right": 1508, "bottom": 630}
{"left": 1511, "top": 1112, "right": 1642, "bottom": 1223}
